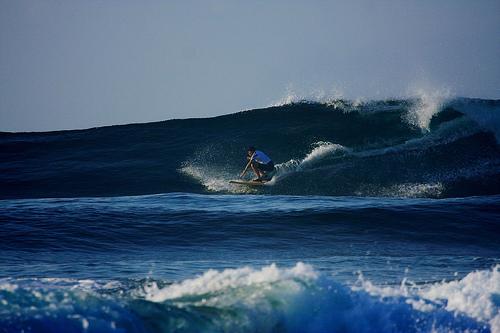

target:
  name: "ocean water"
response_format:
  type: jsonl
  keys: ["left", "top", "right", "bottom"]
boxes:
{"left": 1, "top": 97, "right": 500, "bottom": 332}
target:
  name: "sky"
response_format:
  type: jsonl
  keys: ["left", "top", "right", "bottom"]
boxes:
{"left": 1, "top": 0, "right": 499, "bottom": 132}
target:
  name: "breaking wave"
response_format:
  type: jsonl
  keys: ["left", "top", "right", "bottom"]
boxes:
{"left": 1, "top": 263, "right": 498, "bottom": 332}
{"left": 1, "top": 97, "right": 499, "bottom": 199}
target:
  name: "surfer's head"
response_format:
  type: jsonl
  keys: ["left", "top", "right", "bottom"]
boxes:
{"left": 247, "top": 146, "right": 256, "bottom": 156}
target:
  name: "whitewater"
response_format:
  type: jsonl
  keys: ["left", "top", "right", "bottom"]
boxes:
{"left": 1, "top": 96, "right": 499, "bottom": 332}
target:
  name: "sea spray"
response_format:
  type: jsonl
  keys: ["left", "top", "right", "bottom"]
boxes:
{"left": 270, "top": 141, "right": 349, "bottom": 182}
{"left": 404, "top": 88, "right": 451, "bottom": 132}
{"left": 270, "top": 85, "right": 345, "bottom": 108}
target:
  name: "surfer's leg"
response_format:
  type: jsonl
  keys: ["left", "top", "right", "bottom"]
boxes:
{"left": 257, "top": 162, "right": 274, "bottom": 181}
{"left": 250, "top": 162, "right": 261, "bottom": 179}
{"left": 251, "top": 162, "right": 265, "bottom": 180}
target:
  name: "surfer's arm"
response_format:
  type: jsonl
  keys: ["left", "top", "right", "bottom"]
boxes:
{"left": 240, "top": 159, "right": 252, "bottom": 177}
{"left": 240, "top": 152, "right": 256, "bottom": 178}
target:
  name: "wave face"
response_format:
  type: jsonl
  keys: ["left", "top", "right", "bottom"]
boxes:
{"left": 1, "top": 97, "right": 500, "bottom": 199}
{"left": 1, "top": 264, "right": 498, "bottom": 333}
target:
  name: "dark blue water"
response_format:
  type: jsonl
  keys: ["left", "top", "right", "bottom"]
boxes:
{"left": 1, "top": 97, "right": 500, "bottom": 332}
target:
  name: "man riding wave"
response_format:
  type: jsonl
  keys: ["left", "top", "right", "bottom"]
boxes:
{"left": 240, "top": 146, "right": 275, "bottom": 182}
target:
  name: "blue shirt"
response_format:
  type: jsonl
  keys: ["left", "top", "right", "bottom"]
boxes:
{"left": 252, "top": 150, "right": 272, "bottom": 164}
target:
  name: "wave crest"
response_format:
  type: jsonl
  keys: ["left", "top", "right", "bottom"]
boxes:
{"left": 2, "top": 264, "right": 498, "bottom": 332}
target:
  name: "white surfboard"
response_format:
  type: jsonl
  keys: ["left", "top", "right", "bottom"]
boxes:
{"left": 229, "top": 179, "right": 269, "bottom": 186}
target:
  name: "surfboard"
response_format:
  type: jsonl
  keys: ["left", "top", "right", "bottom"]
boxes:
{"left": 229, "top": 180, "right": 268, "bottom": 186}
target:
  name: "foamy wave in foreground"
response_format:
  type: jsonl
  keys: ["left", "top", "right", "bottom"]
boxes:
{"left": 1, "top": 264, "right": 498, "bottom": 332}
{"left": 143, "top": 263, "right": 499, "bottom": 332}
{"left": 144, "top": 262, "right": 317, "bottom": 303}
{"left": 355, "top": 265, "right": 500, "bottom": 333}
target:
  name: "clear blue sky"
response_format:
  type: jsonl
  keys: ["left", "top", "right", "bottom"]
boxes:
{"left": 1, "top": 0, "right": 499, "bottom": 132}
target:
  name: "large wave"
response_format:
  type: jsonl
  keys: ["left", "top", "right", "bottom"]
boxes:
{"left": 1, "top": 97, "right": 499, "bottom": 199}
{"left": 1, "top": 263, "right": 498, "bottom": 332}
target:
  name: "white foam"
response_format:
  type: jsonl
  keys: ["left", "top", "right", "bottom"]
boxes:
{"left": 0, "top": 280, "right": 18, "bottom": 292}
{"left": 270, "top": 86, "right": 345, "bottom": 108}
{"left": 270, "top": 141, "right": 349, "bottom": 183}
{"left": 81, "top": 317, "right": 89, "bottom": 330}
{"left": 3, "top": 265, "right": 498, "bottom": 331}
{"left": 300, "top": 141, "right": 347, "bottom": 167}
{"left": 144, "top": 262, "right": 317, "bottom": 303}
{"left": 420, "top": 266, "right": 500, "bottom": 329}
{"left": 355, "top": 265, "right": 500, "bottom": 332}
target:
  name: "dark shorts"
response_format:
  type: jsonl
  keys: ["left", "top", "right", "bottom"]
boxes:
{"left": 256, "top": 161, "right": 274, "bottom": 172}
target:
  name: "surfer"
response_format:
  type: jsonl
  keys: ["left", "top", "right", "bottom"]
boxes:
{"left": 240, "top": 147, "right": 275, "bottom": 182}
